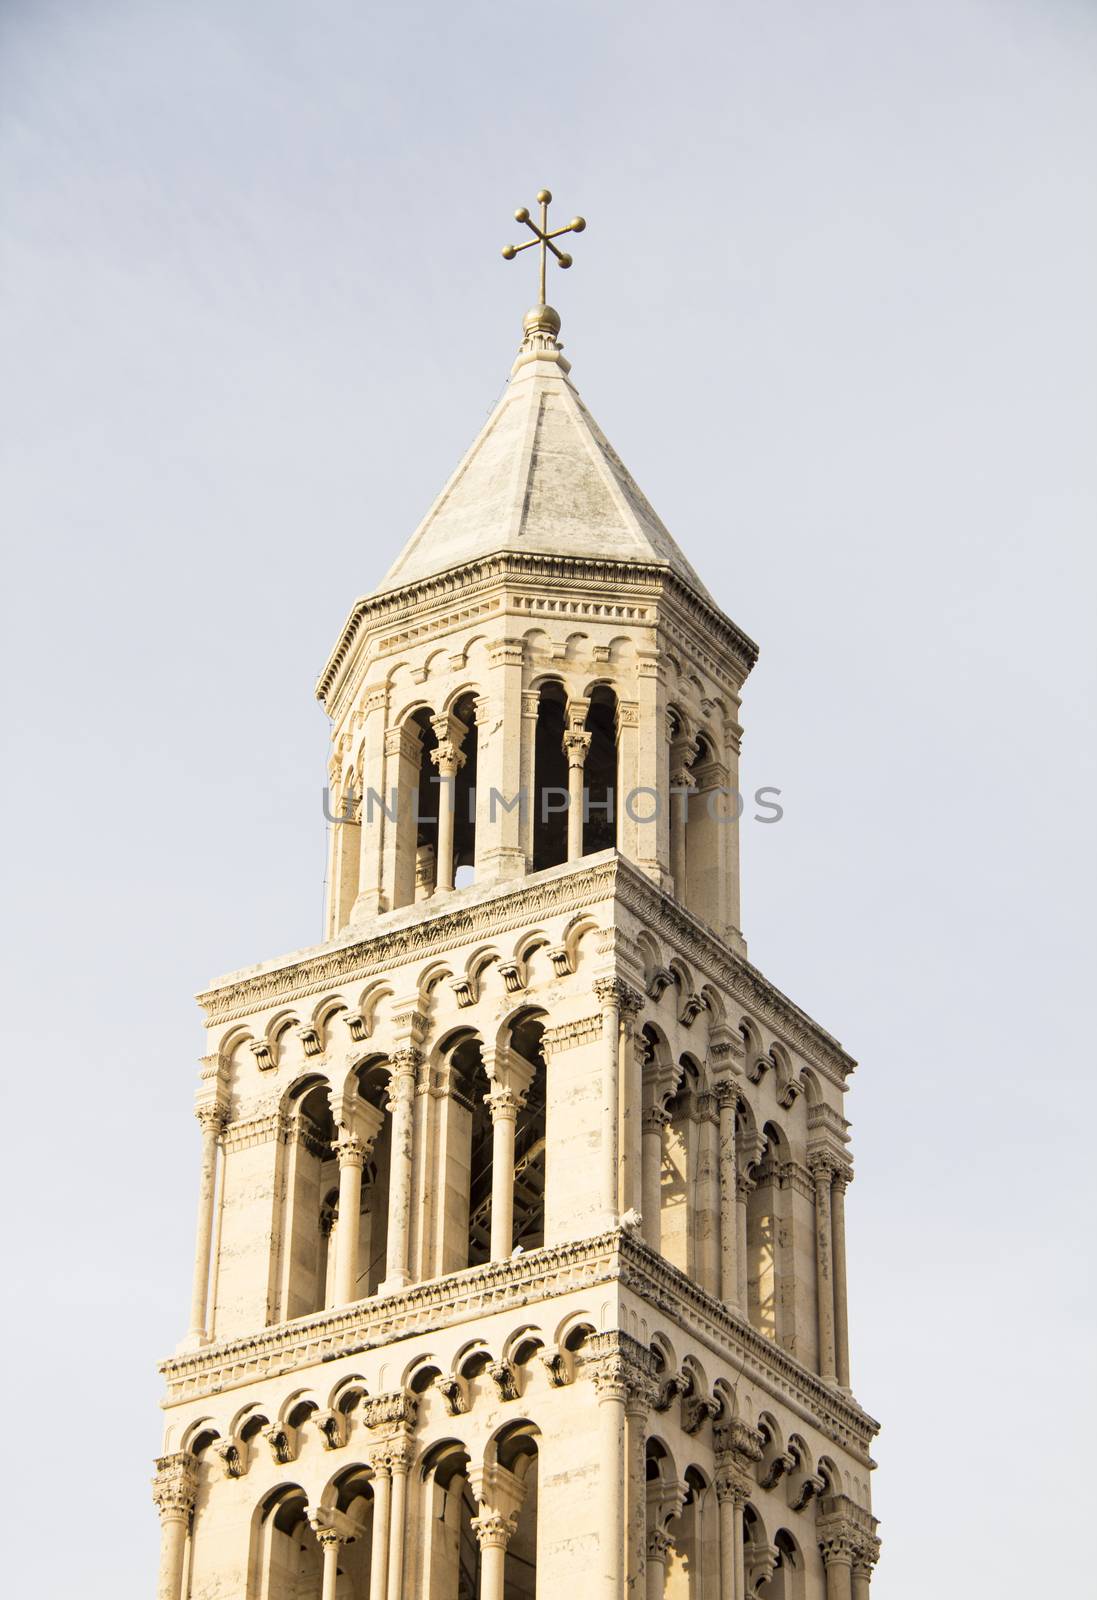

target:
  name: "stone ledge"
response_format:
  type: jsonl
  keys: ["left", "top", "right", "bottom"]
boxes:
{"left": 159, "top": 1229, "right": 878, "bottom": 1459}
{"left": 195, "top": 853, "right": 855, "bottom": 1082}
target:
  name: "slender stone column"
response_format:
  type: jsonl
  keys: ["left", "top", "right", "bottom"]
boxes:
{"left": 332, "top": 1133, "right": 367, "bottom": 1306}
{"left": 375, "top": 722, "right": 423, "bottom": 915}
{"left": 593, "top": 978, "right": 625, "bottom": 1228}
{"left": 819, "top": 1535, "right": 854, "bottom": 1600}
{"left": 429, "top": 734, "right": 465, "bottom": 894}
{"left": 668, "top": 733, "right": 697, "bottom": 901}
{"left": 642, "top": 1105, "right": 668, "bottom": 1252}
{"left": 714, "top": 1479, "right": 747, "bottom": 1600}
{"left": 646, "top": 1527, "right": 672, "bottom": 1599}
{"left": 351, "top": 685, "right": 389, "bottom": 920}
{"left": 187, "top": 1104, "right": 226, "bottom": 1342}
{"left": 487, "top": 1084, "right": 523, "bottom": 1261}
{"left": 669, "top": 771, "right": 693, "bottom": 900}
{"left": 832, "top": 1169, "right": 852, "bottom": 1388}
{"left": 810, "top": 1154, "right": 838, "bottom": 1382}
{"left": 564, "top": 726, "right": 592, "bottom": 861}
{"left": 735, "top": 1169, "right": 753, "bottom": 1311}
{"left": 472, "top": 1511, "right": 512, "bottom": 1600}
{"left": 851, "top": 1538, "right": 880, "bottom": 1600}
{"left": 152, "top": 1453, "right": 197, "bottom": 1600}
{"left": 591, "top": 1363, "right": 628, "bottom": 1598}
{"left": 697, "top": 1092, "right": 721, "bottom": 1296}
{"left": 625, "top": 1384, "right": 654, "bottom": 1595}
{"left": 715, "top": 1083, "right": 739, "bottom": 1307}
{"left": 470, "top": 1465, "right": 526, "bottom": 1600}
{"left": 314, "top": 1527, "right": 344, "bottom": 1600}
{"left": 381, "top": 1050, "right": 420, "bottom": 1293}
{"left": 615, "top": 700, "right": 640, "bottom": 860}
{"left": 387, "top": 1446, "right": 411, "bottom": 1600}
{"left": 619, "top": 987, "right": 646, "bottom": 1217}
{"left": 368, "top": 1461, "right": 392, "bottom": 1600}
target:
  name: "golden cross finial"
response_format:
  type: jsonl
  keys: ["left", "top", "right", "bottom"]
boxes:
{"left": 502, "top": 189, "right": 586, "bottom": 306}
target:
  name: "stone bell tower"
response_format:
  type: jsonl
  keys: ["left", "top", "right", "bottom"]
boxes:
{"left": 154, "top": 196, "right": 881, "bottom": 1600}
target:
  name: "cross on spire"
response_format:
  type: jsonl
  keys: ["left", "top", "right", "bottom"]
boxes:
{"left": 502, "top": 189, "right": 586, "bottom": 307}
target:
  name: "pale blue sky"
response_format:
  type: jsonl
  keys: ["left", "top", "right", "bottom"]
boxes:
{"left": 2, "top": 1, "right": 1095, "bottom": 1593}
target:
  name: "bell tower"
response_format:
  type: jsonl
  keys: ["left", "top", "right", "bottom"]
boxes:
{"left": 155, "top": 199, "right": 881, "bottom": 1600}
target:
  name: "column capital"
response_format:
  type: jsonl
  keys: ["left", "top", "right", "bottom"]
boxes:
{"left": 647, "top": 1526, "right": 675, "bottom": 1561}
{"left": 485, "top": 1083, "right": 527, "bottom": 1122}
{"left": 335, "top": 1131, "right": 369, "bottom": 1169}
{"left": 713, "top": 1469, "right": 752, "bottom": 1507}
{"left": 195, "top": 1102, "right": 228, "bottom": 1137}
{"left": 713, "top": 1417, "right": 764, "bottom": 1471}
{"left": 430, "top": 738, "right": 466, "bottom": 778}
{"left": 563, "top": 727, "right": 592, "bottom": 769}
{"left": 593, "top": 975, "right": 644, "bottom": 1013}
{"left": 584, "top": 1330, "right": 659, "bottom": 1404}
{"left": 151, "top": 1452, "right": 197, "bottom": 1522}
{"left": 713, "top": 1076, "right": 742, "bottom": 1110}
{"left": 642, "top": 1104, "right": 671, "bottom": 1136}
{"left": 471, "top": 1508, "right": 517, "bottom": 1551}
{"left": 808, "top": 1149, "right": 842, "bottom": 1185}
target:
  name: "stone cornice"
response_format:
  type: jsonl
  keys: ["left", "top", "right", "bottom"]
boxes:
{"left": 158, "top": 1230, "right": 878, "bottom": 1460}
{"left": 315, "top": 552, "right": 758, "bottom": 713}
{"left": 195, "top": 856, "right": 854, "bottom": 1083}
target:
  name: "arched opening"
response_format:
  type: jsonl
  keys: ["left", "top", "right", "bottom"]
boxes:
{"left": 322, "top": 1465, "right": 376, "bottom": 1596}
{"left": 509, "top": 1013, "right": 548, "bottom": 1253}
{"left": 411, "top": 708, "right": 440, "bottom": 902}
{"left": 433, "top": 1033, "right": 493, "bottom": 1272}
{"left": 450, "top": 693, "right": 479, "bottom": 889}
{"left": 418, "top": 1440, "right": 476, "bottom": 1599}
{"left": 747, "top": 1123, "right": 783, "bottom": 1342}
{"left": 760, "top": 1529, "right": 805, "bottom": 1600}
{"left": 685, "top": 731, "right": 724, "bottom": 930}
{"left": 248, "top": 1485, "right": 320, "bottom": 1599}
{"left": 280, "top": 1079, "right": 338, "bottom": 1321}
{"left": 583, "top": 684, "right": 618, "bottom": 854}
{"left": 532, "top": 681, "right": 568, "bottom": 871}
{"left": 329, "top": 760, "right": 362, "bottom": 935}
{"left": 661, "top": 1059, "right": 700, "bottom": 1277}
{"left": 351, "top": 1060, "right": 392, "bottom": 1300}
{"left": 665, "top": 1465, "right": 716, "bottom": 1597}
{"left": 495, "top": 1421, "right": 540, "bottom": 1599}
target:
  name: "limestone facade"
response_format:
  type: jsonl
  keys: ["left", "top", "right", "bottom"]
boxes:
{"left": 155, "top": 307, "right": 881, "bottom": 1599}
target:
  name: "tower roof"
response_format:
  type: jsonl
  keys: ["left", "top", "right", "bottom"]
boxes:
{"left": 375, "top": 306, "right": 715, "bottom": 605}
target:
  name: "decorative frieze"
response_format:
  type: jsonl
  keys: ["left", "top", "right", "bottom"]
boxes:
{"left": 541, "top": 1014, "right": 602, "bottom": 1054}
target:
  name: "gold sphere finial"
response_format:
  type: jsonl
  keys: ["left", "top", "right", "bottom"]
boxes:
{"left": 536, "top": 188, "right": 552, "bottom": 204}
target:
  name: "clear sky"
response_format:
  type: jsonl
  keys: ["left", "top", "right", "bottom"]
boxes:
{"left": 2, "top": 1, "right": 1095, "bottom": 1593}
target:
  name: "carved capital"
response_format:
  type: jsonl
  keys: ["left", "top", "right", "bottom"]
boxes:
{"left": 151, "top": 1453, "right": 197, "bottom": 1522}
{"left": 471, "top": 1509, "right": 517, "bottom": 1551}
{"left": 335, "top": 1132, "right": 369, "bottom": 1170}
{"left": 563, "top": 728, "right": 592, "bottom": 770}
{"left": 593, "top": 976, "right": 644, "bottom": 1014}
{"left": 195, "top": 1103, "right": 228, "bottom": 1138}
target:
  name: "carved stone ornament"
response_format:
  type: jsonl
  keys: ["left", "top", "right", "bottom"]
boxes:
{"left": 489, "top": 1360, "right": 519, "bottom": 1402}
{"left": 678, "top": 991, "right": 705, "bottom": 1027}
{"left": 216, "top": 1439, "right": 245, "bottom": 1478}
{"left": 546, "top": 942, "right": 572, "bottom": 977}
{"left": 362, "top": 1391, "right": 418, "bottom": 1432}
{"left": 497, "top": 959, "right": 524, "bottom": 993}
{"left": 315, "top": 1409, "right": 347, "bottom": 1451}
{"left": 433, "top": 1375, "right": 469, "bottom": 1416}
{"left": 249, "top": 1039, "right": 276, "bottom": 1072}
{"left": 450, "top": 974, "right": 477, "bottom": 1008}
{"left": 539, "top": 1350, "right": 570, "bottom": 1388}
{"left": 343, "top": 1009, "right": 370, "bottom": 1042}
{"left": 647, "top": 966, "right": 674, "bottom": 1001}
{"left": 151, "top": 1452, "right": 198, "bottom": 1522}
{"left": 263, "top": 1423, "right": 295, "bottom": 1465}
{"left": 296, "top": 1024, "right": 323, "bottom": 1058}
{"left": 471, "top": 1508, "right": 518, "bottom": 1551}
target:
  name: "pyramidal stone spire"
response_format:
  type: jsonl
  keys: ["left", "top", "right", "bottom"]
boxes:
{"left": 376, "top": 302, "right": 715, "bottom": 603}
